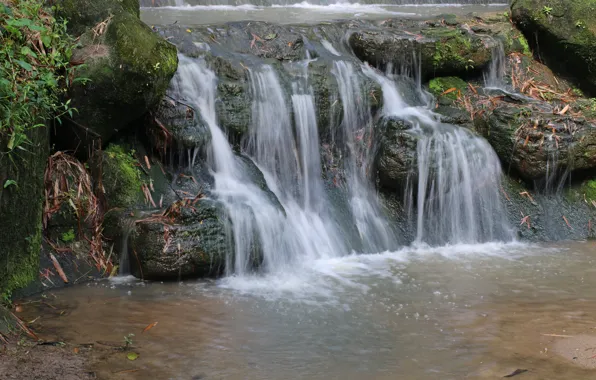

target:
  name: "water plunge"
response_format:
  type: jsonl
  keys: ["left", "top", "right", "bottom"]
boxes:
{"left": 171, "top": 49, "right": 513, "bottom": 278}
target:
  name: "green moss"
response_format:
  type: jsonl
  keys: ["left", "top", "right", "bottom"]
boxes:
{"left": 583, "top": 180, "right": 596, "bottom": 201}
{"left": 428, "top": 77, "right": 467, "bottom": 100}
{"left": 57, "top": 0, "right": 140, "bottom": 36}
{"left": 61, "top": 228, "right": 76, "bottom": 242}
{"left": 102, "top": 144, "right": 143, "bottom": 209}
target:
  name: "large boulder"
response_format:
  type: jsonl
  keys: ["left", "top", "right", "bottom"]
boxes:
{"left": 61, "top": 1, "right": 178, "bottom": 146}
{"left": 130, "top": 199, "right": 230, "bottom": 279}
{"left": 57, "top": 0, "right": 140, "bottom": 36}
{"left": 0, "top": 126, "right": 49, "bottom": 297}
{"left": 478, "top": 103, "right": 596, "bottom": 181}
{"left": 349, "top": 26, "right": 495, "bottom": 80}
{"left": 511, "top": 0, "right": 596, "bottom": 96}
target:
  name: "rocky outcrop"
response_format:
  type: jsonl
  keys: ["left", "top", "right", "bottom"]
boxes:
{"left": 511, "top": 0, "right": 596, "bottom": 96}
{"left": 130, "top": 199, "right": 230, "bottom": 279}
{"left": 477, "top": 103, "right": 596, "bottom": 181}
{"left": 60, "top": 0, "right": 178, "bottom": 146}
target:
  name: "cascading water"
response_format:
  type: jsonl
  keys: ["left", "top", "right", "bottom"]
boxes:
{"left": 174, "top": 56, "right": 288, "bottom": 275}
{"left": 484, "top": 41, "right": 507, "bottom": 90}
{"left": 364, "top": 65, "right": 513, "bottom": 245}
{"left": 332, "top": 61, "right": 396, "bottom": 251}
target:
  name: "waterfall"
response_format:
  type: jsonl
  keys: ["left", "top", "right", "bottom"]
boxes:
{"left": 174, "top": 56, "right": 288, "bottom": 275}
{"left": 332, "top": 61, "right": 396, "bottom": 251}
{"left": 364, "top": 65, "right": 513, "bottom": 245}
{"left": 484, "top": 41, "right": 507, "bottom": 90}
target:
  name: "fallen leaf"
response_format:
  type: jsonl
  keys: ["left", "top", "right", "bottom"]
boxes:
{"left": 264, "top": 33, "right": 277, "bottom": 40}
{"left": 14, "top": 305, "right": 23, "bottom": 313}
{"left": 562, "top": 215, "right": 572, "bottom": 229}
{"left": 74, "top": 347, "right": 80, "bottom": 354}
{"left": 441, "top": 87, "right": 457, "bottom": 95}
{"left": 142, "top": 322, "right": 158, "bottom": 333}
{"left": 186, "top": 29, "right": 192, "bottom": 33}
{"left": 127, "top": 352, "right": 139, "bottom": 361}
{"left": 49, "top": 253, "right": 69, "bottom": 283}
{"left": 558, "top": 104, "right": 570, "bottom": 115}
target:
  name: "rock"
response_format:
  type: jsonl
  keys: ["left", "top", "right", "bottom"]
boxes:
{"left": 100, "top": 144, "right": 145, "bottom": 209}
{"left": 349, "top": 26, "right": 494, "bottom": 79}
{"left": 65, "top": 8, "right": 178, "bottom": 147}
{"left": 511, "top": 0, "right": 596, "bottom": 96}
{"left": 478, "top": 103, "right": 596, "bottom": 181}
{"left": 130, "top": 199, "right": 230, "bottom": 279}
{"left": 0, "top": 125, "right": 48, "bottom": 297}
{"left": 57, "top": 0, "right": 140, "bottom": 36}
{"left": 376, "top": 117, "right": 419, "bottom": 191}
{"left": 153, "top": 96, "right": 211, "bottom": 149}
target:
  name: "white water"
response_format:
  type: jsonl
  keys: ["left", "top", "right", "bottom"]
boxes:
{"left": 364, "top": 65, "right": 513, "bottom": 245}
{"left": 484, "top": 41, "right": 507, "bottom": 90}
{"left": 332, "top": 61, "right": 396, "bottom": 251}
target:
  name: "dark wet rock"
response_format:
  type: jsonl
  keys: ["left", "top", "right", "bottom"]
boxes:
{"left": 376, "top": 117, "right": 419, "bottom": 191}
{"left": 477, "top": 103, "right": 596, "bottom": 181}
{"left": 500, "top": 175, "right": 596, "bottom": 242}
{"left": 153, "top": 96, "right": 211, "bottom": 149}
{"left": 130, "top": 199, "right": 229, "bottom": 279}
{"left": 512, "top": 0, "right": 596, "bottom": 96}
{"left": 0, "top": 125, "right": 48, "bottom": 296}
{"left": 63, "top": 6, "right": 178, "bottom": 148}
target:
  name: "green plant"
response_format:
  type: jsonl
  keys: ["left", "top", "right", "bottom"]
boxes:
{"left": 542, "top": 6, "right": 553, "bottom": 16}
{"left": 575, "top": 20, "right": 586, "bottom": 29}
{"left": 124, "top": 333, "right": 135, "bottom": 349}
{"left": 61, "top": 228, "right": 75, "bottom": 242}
{"left": 0, "top": 0, "right": 78, "bottom": 156}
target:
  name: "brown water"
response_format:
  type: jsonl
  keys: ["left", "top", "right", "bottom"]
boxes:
{"left": 18, "top": 241, "right": 596, "bottom": 379}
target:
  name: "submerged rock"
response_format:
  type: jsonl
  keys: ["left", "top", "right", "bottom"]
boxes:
{"left": 512, "top": 0, "right": 596, "bottom": 96}
{"left": 63, "top": 4, "right": 178, "bottom": 147}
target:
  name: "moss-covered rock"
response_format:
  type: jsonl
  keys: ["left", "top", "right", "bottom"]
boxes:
{"left": 57, "top": 0, "right": 140, "bottom": 36}
{"left": 349, "top": 26, "right": 494, "bottom": 79}
{"left": 0, "top": 125, "right": 49, "bottom": 298}
{"left": 130, "top": 199, "right": 230, "bottom": 279}
{"left": 65, "top": 9, "right": 178, "bottom": 147}
{"left": 511, "top": 0, "right": 596, "bottom": 96}
{"left": 101, "top": 144, "right": 144, "bottom": 209}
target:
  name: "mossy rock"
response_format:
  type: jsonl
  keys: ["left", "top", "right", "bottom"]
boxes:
{"left": 582, "top": 179, "right": 596, "bottom": 201}
{"left": 512, "top": 0, "right": 596, "bottom": 96}
{"left": 57, "top": 0, "right": 140, "bottom": 37}
{"left": 0, "top": 125, "right": 49, "bottom": 298}
{"left": 349, "top": 26, "right": 494, "bottom": 80}
{"left": 376, "top": 117, "right": 419, "bottom": 191}
{"left": 66, "top": 11, "right": 178, "bottom": 147}
{"left": 101, "top": 144, "right": 144, "bottom": 209}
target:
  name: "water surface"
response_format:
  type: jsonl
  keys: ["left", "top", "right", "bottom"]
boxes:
{"left": 23, "top": 241, "right": 596, "bottom": 379}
